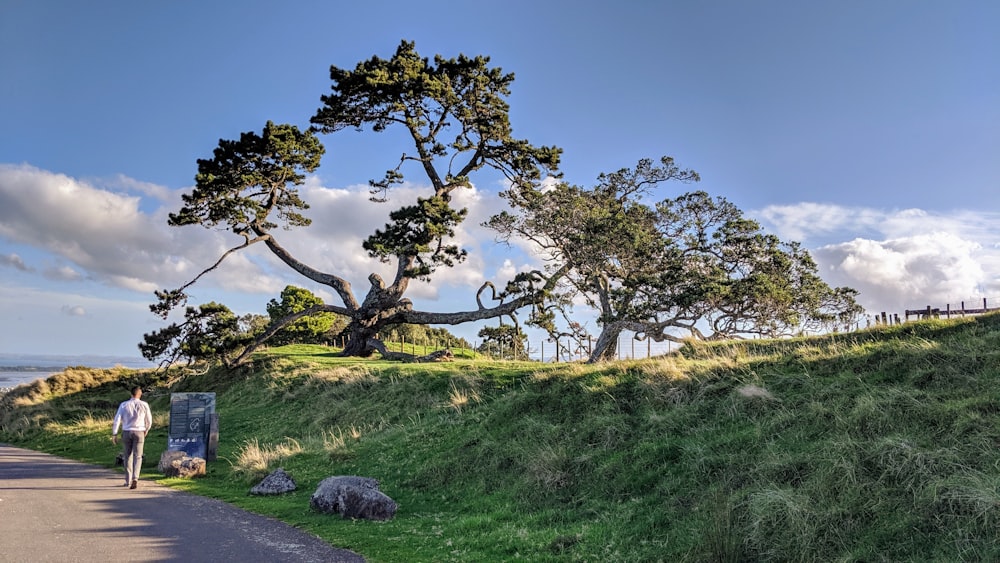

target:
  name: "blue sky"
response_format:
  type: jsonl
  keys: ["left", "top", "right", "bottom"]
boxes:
{"left": 1, "top": 1, "right": 998, "bottom": 358}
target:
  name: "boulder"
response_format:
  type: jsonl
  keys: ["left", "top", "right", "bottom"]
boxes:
{"left": 250, "top": 468, "right": 297, "bottom": 495}
{"left": 158, "top": 450, "right": 206, "bottom": 478}
{"left": 310, "top": 476, "right": 398, "bottom": 521}
{"left": 416, "top": 349, "right": 454, "bottom": 362}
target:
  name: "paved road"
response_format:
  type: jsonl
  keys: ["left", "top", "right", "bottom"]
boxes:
{"left": 0, "top": 444, "right": 365, "bottom": 562}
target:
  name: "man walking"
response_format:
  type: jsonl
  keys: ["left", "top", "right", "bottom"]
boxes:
{"left": 111, "top": 386, "right": 152, "bottom": 489}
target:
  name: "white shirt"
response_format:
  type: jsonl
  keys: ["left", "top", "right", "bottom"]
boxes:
{"left": 112, "top": 398, "right": 152, "bottom": 434}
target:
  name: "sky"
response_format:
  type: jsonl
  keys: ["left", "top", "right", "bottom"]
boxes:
{"left": 1, "top": 1, "right": 998, "bottom": 359}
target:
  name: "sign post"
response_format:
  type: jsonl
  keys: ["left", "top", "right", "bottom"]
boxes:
{"left": 168, "top": 392, "right": 216, "bottom": 459}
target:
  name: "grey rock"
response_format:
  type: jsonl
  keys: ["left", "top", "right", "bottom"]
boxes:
{"left": 158, "top": 450, "right": 206, "bottom": 478}
{"left": 250, "top": 468, "right": 297, "bottom": 495}
{"left": 310, "top": 475, "right": 398, "bottom": 521}
{"left": 416, "top": 348, "right": 454, "bottom": 362}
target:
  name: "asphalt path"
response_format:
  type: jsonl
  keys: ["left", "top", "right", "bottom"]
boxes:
{"left": 0, "top": 444, "right": 364, "bottom": 562}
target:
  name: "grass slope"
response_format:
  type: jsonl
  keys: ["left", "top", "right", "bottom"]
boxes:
{"left": 3, "top": 315, "right": 1000, "bottom": 561}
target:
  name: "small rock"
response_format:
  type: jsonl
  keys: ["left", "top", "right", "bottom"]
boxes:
{"left": 250, "top": 468, "right": 297, "bottom": 495}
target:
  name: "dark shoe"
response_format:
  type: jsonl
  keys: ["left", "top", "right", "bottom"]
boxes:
{"left": 130, "top": 480, "right": 137, "bottom": 489}
{"left": 123, "top": 483, "right": 130, "bottom": 487}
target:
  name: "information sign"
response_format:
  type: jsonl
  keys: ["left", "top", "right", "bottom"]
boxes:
{"left": 168, "top": 392, "right": 216, "bottom": 459}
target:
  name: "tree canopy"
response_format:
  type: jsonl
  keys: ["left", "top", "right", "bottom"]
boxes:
{"left": 141, "top": 40, "right": 563, "bottom": 366}
{"left": 490, "top": 157, "right": 863, "bottom": 362}
{"left": 266, "top": 285, "right": 345, "bottom": 345}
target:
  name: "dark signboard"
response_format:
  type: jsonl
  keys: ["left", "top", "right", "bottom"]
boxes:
{"left": 168, "top": 392, "right": 216, "bottom": 459}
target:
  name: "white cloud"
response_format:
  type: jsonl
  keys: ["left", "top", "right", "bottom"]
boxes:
{"left": 108, "top": 173, "right": 173, "bottom": 201}
{"left": 756, "top": 202, "right": 886, "bottom": 241}
{"left": 0, "top": 164, "right": 539, "bottom": 321}
{"left": 43, "top": 265, "right": 84, "bottom": 281}
{"left": 496, "top": 258, "right": 518, "bottom": 281}
{"left": 757, "top": 202, "right": 1000, "bottom": 315}
{"left": 0, "top": 164, "right": 296, "bottom": 298}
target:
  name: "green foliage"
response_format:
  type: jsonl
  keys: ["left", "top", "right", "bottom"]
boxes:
{"left": 139, "top": 301, "right": 251, "bottom": 366}
{"left": 476, "top": 324, "right": 528, "bottom": 360}
{"left": 266, "top": 285, "right": 345, "bottom": 345}
{"left": 492, "top": 157, "right": 862, "bottom": 361}
{"left": 170, "top": 121, "right": 323, "bottom": 233}
{"left": 655, "top": 192, "right": 863, "bottom": 337}
{"left": 311, "top": 39, "right": 561, "bottom": 194}
{"left": 239, "top": 313, "right": 270, "bottom": 338}
{"left": 378, "top": 323, "right": 471, "bottom": 351}
{"left": 311, "top": 39, "right": 561, "bottom": 282}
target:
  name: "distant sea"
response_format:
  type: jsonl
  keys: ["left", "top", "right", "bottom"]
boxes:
{"left": 0, "top": 353, "right": 154, "bottom": 390}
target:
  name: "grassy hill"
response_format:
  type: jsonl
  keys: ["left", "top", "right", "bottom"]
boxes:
{"left": 3, "top": 314, "right": 1000, "bottom": 561}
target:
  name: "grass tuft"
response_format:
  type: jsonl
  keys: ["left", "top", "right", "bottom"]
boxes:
{"left": 231, "top": 437, "right": 303, "bottom": 482}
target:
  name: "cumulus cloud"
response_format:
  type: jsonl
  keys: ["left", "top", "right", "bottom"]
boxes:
{"left": 0, "top": 164, "right": 287, "bottom": 296}
{"left": 756, "top": 202, "right": 1000, "bottom": 315}
{"left": 0, "top": 164, "right": 536, "bottom": 315}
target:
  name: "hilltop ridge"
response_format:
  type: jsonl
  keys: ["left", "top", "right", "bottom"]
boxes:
{"left": 3, "top": 314, "right": 1000, "bottom": 561}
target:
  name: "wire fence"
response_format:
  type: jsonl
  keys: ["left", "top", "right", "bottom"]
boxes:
{"left": 361, "top": 296, "right": 1000, "bottom": 363}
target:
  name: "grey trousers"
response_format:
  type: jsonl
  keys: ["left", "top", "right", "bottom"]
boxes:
{"left": 122, "top": 430, "right": 146, "bottom": 484}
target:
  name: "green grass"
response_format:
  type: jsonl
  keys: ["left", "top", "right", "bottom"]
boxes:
{"left": 4, "top": 316, "right": 1000, "bottom": 561}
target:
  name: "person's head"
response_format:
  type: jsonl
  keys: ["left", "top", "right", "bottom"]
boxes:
{"left": 131, "top": 386, "right": 142, "bottom": 398}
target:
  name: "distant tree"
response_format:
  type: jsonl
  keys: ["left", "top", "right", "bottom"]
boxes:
{"left": 266, "top": 285, "right": 344, "bottom": 345}
{"left": 239, "top": 313, "right": 271, "bottom": 338}
{"left": 380, "top": 323, "right": 430, "bottom": 346}
{"left": 379, "top": 323, "right": 472, "bottom": 351}
{"left": 425, "top": 326, "right": 471, "bottom": 349}
{"left": 141, "top": 41, "right": 563, "bottom": 367}
{"left": 490, "top": 157, "right": 863, "bottom": 362}
{"left": 477, "top": 324, "right": 528, "bottom": 360}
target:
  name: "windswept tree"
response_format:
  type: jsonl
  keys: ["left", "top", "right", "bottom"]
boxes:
{"left": 142, "top": 41, "right": 562, "bottom": 366}
{"left": 490, "top": 157, "right": 862, "bottom": 362}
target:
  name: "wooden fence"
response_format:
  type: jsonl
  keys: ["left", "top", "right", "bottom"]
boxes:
{"left": 903, "top": 297, "right": 999, "bottom": 321}
{"left": 870, "top": 297, "right": 999, "bottom": 326}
